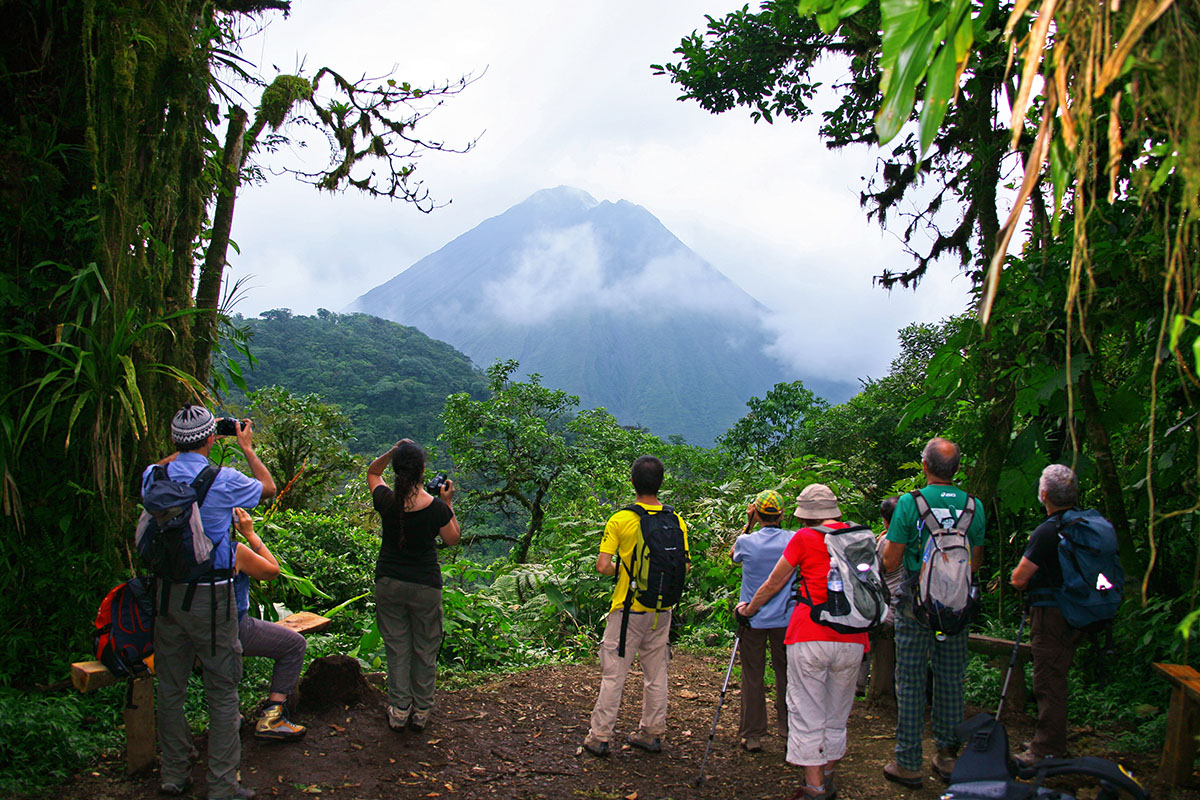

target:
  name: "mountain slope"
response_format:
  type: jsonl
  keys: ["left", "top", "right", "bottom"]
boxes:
{"left": 230, "top": 310, "right": 487, "bottom": 454}
{"left": 349, "top": 187, "right": 841, "bottom": 444}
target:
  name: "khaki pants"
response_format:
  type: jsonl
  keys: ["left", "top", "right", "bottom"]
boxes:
{"left": 155, "top": 580, "right": 242, "bottom": 799}
{"left": 375, "top": 577, "right": 444, "bottom": 712}
{"left": 588, "top": 609, "right": 672, "bottom": 741}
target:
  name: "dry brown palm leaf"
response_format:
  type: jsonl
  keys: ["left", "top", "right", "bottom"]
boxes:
{"left": 1095, "top": 0, "right": 1175, "bottom": 97}
{"left": 1010, "top": 0, "right": 1060, "bottom": 148}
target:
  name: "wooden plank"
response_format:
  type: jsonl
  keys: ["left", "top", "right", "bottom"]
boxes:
{"left": 124, "top": 676, "right": 156, "bottom": 775}
{"left": 1154, "top": 662, "right": 1200, "bottom": 687}
{"left": 278, "top": 611, "right": 332, "bottom": 636}
{"left": 72, "top": 661, "right": 120, "bottom": 693}
{"left": 967, "top": 634, "right": 1033, "bottom": 661}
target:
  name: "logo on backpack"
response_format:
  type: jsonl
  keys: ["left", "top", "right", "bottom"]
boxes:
{"left": 93, "top": 577, "right": 155, "bottom": 678}
{"left": 1054, "top": 509, "right": 1124, "bottom": 632}
{"left": 616, "top": 504, "right": 689, "bottom": 657}
{"left": 136, "top": 464, "right": 221, "bottom": 582}
{"left": 796, "top": 524, "right": 889, "bottom": 634}
{"left": 908, "top": 490, "right": 980, "bottom": 636}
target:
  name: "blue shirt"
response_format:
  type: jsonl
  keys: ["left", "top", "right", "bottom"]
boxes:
{"left": 140, "top": 451, "right": 263, "bottom": 570}
{"left": 733, "top": 526, "right": 795, "bottom": 629}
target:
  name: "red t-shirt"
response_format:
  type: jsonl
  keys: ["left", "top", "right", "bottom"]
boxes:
{"left": 783, "top": 522, "right": 871, "bottom": 648}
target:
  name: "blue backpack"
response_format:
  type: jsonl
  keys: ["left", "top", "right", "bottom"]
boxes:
{"left": 135, "top": 464, "right": 221, "bottom": 583}
{"left": 1055, "top": 509, "right": 1124, "bottom": 632}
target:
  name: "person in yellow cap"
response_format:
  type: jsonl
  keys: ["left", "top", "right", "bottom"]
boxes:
{"left": 729, "top": 489, "right": 794, "bottom": 752}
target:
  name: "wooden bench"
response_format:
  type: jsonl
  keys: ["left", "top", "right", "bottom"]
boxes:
{"left": 1153, "top": 662, "right": 1200, "bottom": 785}
{"left": 71, "top": 611, "right": 331, "bottom": 775}
{"left": 865, "top": 631, "right": 1032, "bottom": 717}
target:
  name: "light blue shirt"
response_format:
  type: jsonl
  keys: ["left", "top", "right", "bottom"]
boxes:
{"left": 733, "top": 526, "right": 796, "bottom": 629}
{"left": 140, "top": 451, "right": 263, "bottom": 570}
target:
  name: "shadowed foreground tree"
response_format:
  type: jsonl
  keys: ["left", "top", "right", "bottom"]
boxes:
{"left": 0, "top": 0, "right": 472, "bottom": 682}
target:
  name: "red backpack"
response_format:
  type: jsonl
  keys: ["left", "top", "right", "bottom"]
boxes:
{"left": 93, "top": 577, "right": 155, "bottom": 677}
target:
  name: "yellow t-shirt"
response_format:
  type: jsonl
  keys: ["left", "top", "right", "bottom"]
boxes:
{"left": 600, "top": 502, "right": 691, "bottom": 613}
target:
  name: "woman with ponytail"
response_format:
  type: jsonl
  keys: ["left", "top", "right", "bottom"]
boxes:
{"left": 367, "top": 439, "right": 460, "bottom": 733}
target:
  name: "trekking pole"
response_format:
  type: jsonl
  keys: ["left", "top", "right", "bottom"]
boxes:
{"left": 693, "top": 627, "right": 741, "bottom": 787}
{"left": 692, "top": 512, "right": 757, "bottom": 786}
{"left": 995, "top": 608, "right": 1029, "bottom": 719}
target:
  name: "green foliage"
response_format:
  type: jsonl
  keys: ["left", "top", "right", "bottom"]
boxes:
{"left": 243, "top": 386, "right": 356, "bottom": 510}
{"left": 228, "top": 311, "right": 487, "bottom": 455}
{"left": 0, "top": 688, "right": 121, "bottom": 795}
{"left": 718, "top": 380, "right": 828, "bottom": 463}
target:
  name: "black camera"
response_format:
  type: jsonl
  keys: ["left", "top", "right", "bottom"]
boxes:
{"left": 425, "top": 473, "right": 449, "bottom": 496}
{"left": 215, "top": 417, "right": 241, "bottom": 436}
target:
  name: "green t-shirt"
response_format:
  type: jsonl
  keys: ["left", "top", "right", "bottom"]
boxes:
{"left": 885, "top": 484, "right": 987, "bottom": 574}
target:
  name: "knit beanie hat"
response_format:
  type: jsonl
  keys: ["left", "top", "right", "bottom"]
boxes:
{"left": 171, "top": 404, "right": 216, "bottom": 445}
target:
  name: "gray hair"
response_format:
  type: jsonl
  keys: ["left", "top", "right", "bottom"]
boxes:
{"left": 922, "top": 437, "right": 961, "bottom": 480}
{"left": 1039, "top": 464, "right": 1078, "bottom": 508}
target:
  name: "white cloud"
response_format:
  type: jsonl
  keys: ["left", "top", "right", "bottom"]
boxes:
{"left": 227, "top": 0, "right": 978, "bottom": 385}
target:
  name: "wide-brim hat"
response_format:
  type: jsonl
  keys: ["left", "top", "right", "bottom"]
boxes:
{"left": 794, "top": 483, "right": 841, "bottom": 519}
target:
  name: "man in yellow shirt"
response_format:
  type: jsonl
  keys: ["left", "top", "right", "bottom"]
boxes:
{"left": 583, "top": 456, "right": 690, "bottom": 757}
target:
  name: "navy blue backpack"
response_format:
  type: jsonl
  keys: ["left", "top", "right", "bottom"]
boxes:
{"left": 1055, "top": 509, "right": 1124, "bottom": 632}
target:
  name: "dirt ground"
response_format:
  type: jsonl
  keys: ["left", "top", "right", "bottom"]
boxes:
{"left": 47, "top": 652, "right": 1192, "bottom": 800}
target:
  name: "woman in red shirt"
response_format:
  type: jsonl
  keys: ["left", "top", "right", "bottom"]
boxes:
{"left": 737, "top": 484, "right": 868, "bottom": 800}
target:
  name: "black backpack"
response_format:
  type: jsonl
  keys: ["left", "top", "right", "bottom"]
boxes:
{"left": 617, "top": 505, "right": 689, "bottom": 657}
{"left": 135, "top": 464, "right": 220, "bottom": 583}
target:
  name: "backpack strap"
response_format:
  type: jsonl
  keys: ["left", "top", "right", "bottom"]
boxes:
{"left": 794, "top": 525, "right": 836, "bottom": 608}
{"left": 617, "top": 504, "right": 646, "bottom": 659}
{"left": 955, "top": 495, "right": 977, "bottom": 532}
{"left": 190, "top": 464, "right": 220, "bottom": 507}
{"left": 910, "top": 490, "right": 940, "bottom": 531}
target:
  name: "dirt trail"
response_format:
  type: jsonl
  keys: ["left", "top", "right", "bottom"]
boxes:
{"left": 52, "top": 652, "right": 1182, "bottom": 800}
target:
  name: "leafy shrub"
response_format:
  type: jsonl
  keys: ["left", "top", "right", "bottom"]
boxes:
{"left": 0, "top": 689, "right": 120, "bottom": 795}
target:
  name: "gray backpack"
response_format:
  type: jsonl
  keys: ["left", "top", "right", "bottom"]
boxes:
{"left": 795, "top": 524, "right": 889, "bottom": 634}
{"left": 909, "top": 491, "right": 980, "bottom": 635}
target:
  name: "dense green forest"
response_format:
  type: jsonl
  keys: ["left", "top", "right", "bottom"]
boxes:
{"left": 225, "top": 310, "right": 488, "bottom": 455}
{"left": 1, "top": 0, "right": 1198, "bottom": 795}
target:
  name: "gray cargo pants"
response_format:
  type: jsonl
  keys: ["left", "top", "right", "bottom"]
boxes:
{"left": 155, "top": 580, "right": 243, "bottom": 799}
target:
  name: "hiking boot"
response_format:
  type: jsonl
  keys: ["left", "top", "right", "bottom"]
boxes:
{"left": 823, "top": 772, "right": 837, "bottom": 800}
{"left": 254, "top": 703, "right": 306, "bottom": 741}
{"left": 159, "top": 777, "right": 192, "bottom": 796}
{"left": 883, "top": 761, "right": 923, "bottom": 789}
{"left": 627, "top": 729, "right": 662, "bottom": 752}
{"left": 583, "top": 733, "right": 610, "bottom": 757}
{"left": 1014, "top": 747, "right": 1050, "bottom": 768}
{"left": 386, "top": 704, "right": 410, "bottom": 731}
{"left": 741, "top": 735, "right": 763, "bottom": 752}
{"left": 932, "top": 746, "right": 958, "bottom": 781}
{"left": 408, "top": 707, "right": 430, "bottom": 732}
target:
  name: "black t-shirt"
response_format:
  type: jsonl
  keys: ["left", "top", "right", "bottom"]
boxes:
{"left": 372, "top": 485, "right": 453, "bottom": 588}
{"left": 1023, "top": 511, "right": 1070, "bottom": 594}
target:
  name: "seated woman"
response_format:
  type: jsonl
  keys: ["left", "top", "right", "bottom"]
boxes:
{"left": 232, "top": 507, "right": 307, "bottom": 741}
{"left": 366, "top": 439, "right": 460, "bottom": 733}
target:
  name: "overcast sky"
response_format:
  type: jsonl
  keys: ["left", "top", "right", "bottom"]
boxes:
{"left": 229, "top": 0, "right": 976, "bottom": 383}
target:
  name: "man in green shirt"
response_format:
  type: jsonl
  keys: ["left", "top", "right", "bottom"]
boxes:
{"left": 881, "top": 437, "right": 986, "bottom": 789}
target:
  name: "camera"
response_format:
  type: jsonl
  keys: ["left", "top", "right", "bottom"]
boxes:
{"left": 425, "top": 473, "right": 449, "bottom": 496}
{"left": 215, "top": 417, "right": 241, "bottom": 436}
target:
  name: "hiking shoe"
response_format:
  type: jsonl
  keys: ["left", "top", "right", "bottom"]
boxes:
{"left": 159, "top": 777, "right": 192, "bottom": 796}
{"left": 211, "top": 787, "right": 255, "bottom": 800}
{"left": 255, "top": 702, "right": 306, "bottom": 741}
{"left": 408, "top": 707, "right": 430, "bottom": 732}
{"left": 932, "top": 746, "right": 958, "bottom": 781}
{"left": 823, "top": 772, "right": 837, "bottom": 800}
{"left": 1014, "top": 747, "right": 1045, "bottom": 768}
{"left": 883, "top": 761, "right": 923, "bottom": 789}
{"left": 627, "top": 730, "right": 662, "bottom": 752}
{"left": 386, "top": 704, "right": 411, "bottom": 731}
{"left": 741, "top": 735, "right": 763, "bottom": 752}
{"left": 583, "top": 733, "right": 610, "bottom": 757}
